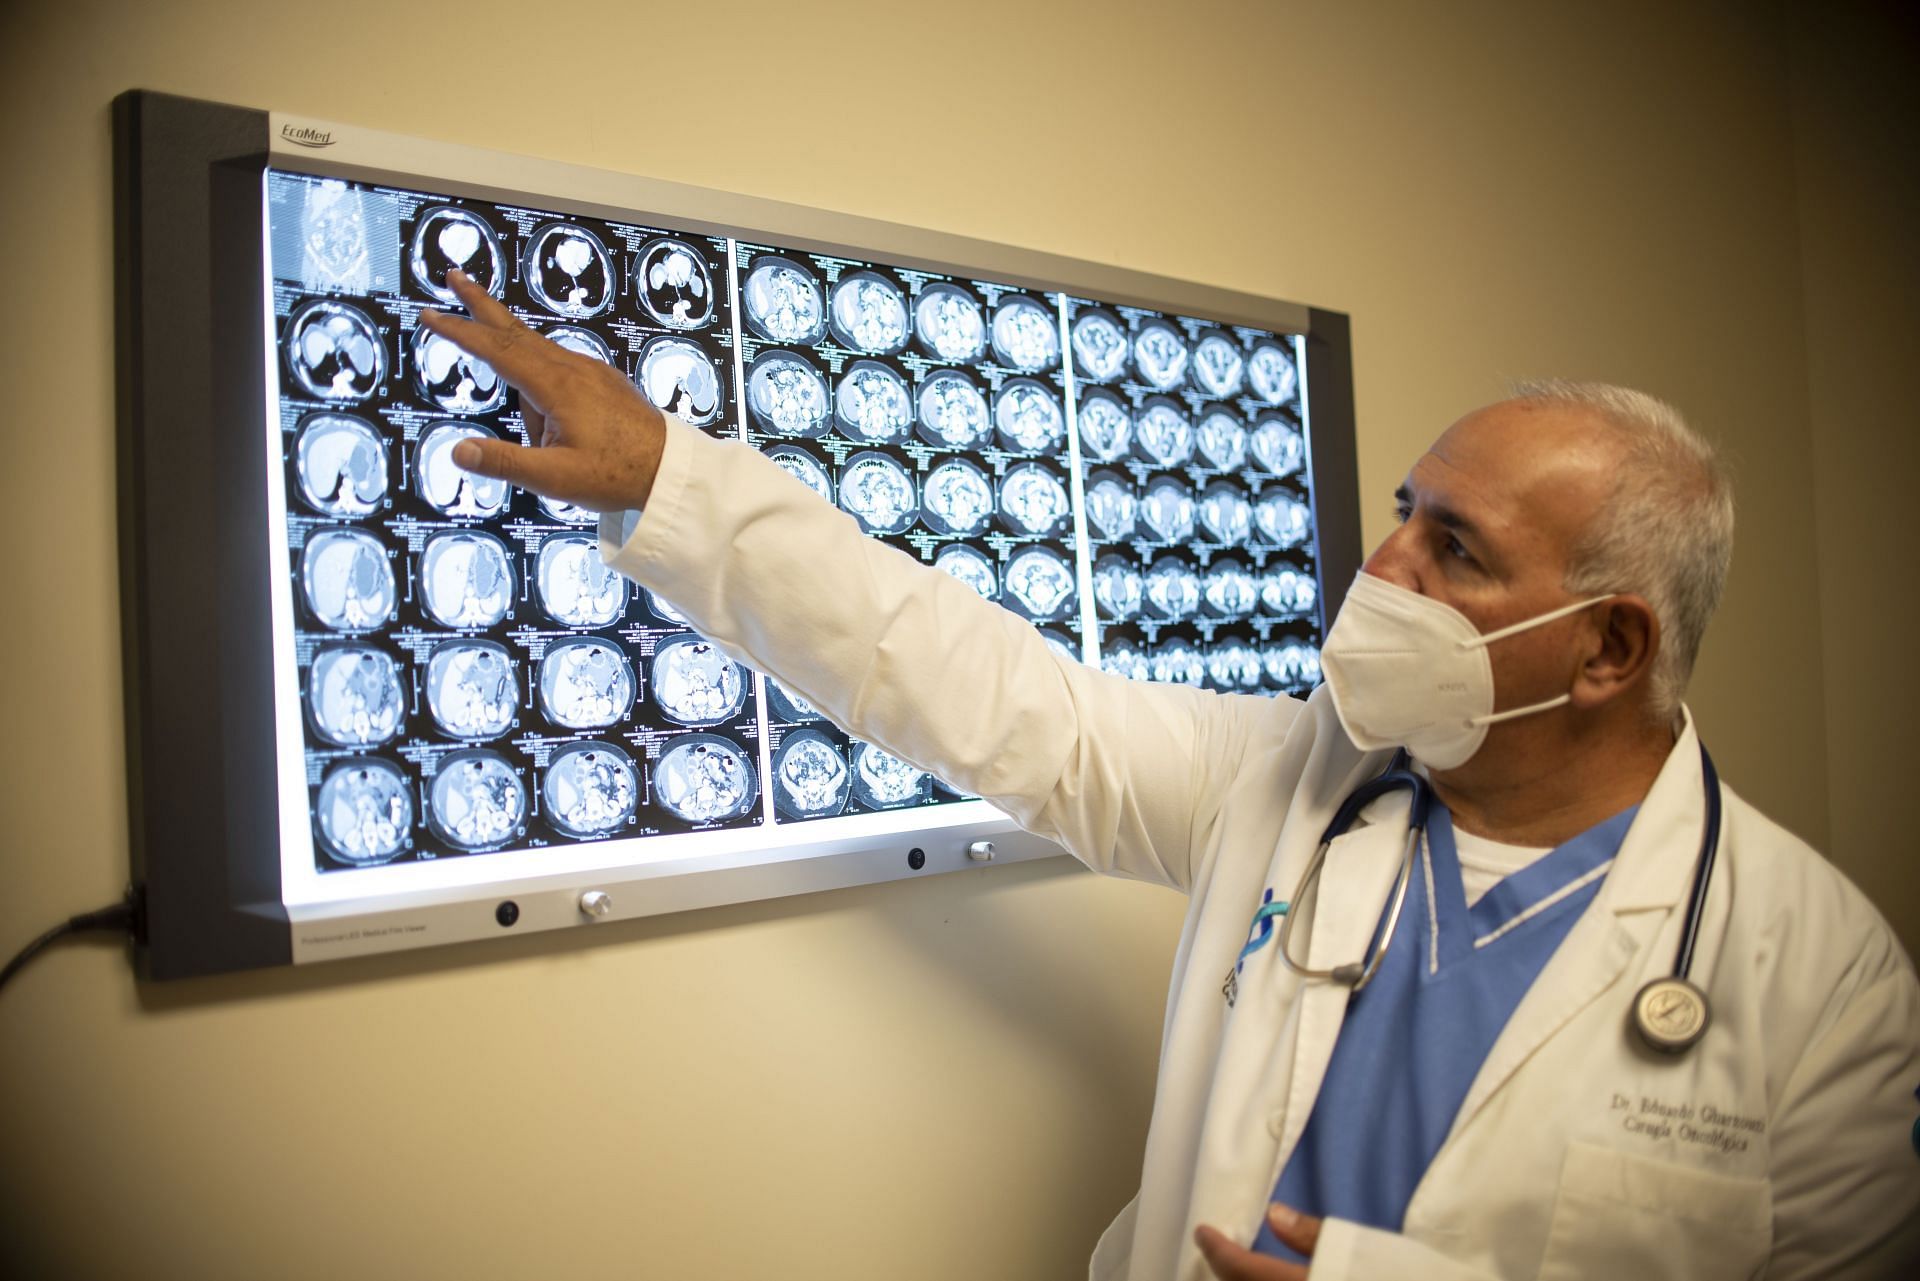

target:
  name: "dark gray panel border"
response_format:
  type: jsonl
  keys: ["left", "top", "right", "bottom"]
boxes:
{"left": 115, "top": 90, "right": 290, "bottom": 979}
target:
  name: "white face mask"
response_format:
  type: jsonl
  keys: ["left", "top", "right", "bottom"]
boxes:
{"left": 1321, "top": 572, "right": 1612, "bottom": 770}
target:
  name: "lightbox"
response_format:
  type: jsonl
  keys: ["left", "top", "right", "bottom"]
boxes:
{"left": 113, "top": 90, "right": 1360, "bottom": 979}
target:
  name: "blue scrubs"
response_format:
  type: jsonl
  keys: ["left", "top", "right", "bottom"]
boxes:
{"left": 1254, "top": 803, "right": 1637, "bottom": 1259}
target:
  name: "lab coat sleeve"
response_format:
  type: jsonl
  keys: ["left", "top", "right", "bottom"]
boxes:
{"left": 1307, "top": 1218, "right": 1496, "bottom": 1281}
{"left": 598, "top": 418, "right": 1303, "bottom": 892}
{"left": 1760, "top": 933, "right": 1920, "bottom": 1280}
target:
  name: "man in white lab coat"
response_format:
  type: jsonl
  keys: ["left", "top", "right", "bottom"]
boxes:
{"left": 422, "top": 275, "right": 1920, "bottom": 1279}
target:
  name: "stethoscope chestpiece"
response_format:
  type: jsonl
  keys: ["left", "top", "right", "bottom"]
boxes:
{"left": 1631, "top": 975, "right": 1711, "bottom": 1054}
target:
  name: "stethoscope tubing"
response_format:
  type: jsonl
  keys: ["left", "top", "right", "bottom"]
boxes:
{"left": 1267, "top": 743, "right": 1724, "bottom": 1047}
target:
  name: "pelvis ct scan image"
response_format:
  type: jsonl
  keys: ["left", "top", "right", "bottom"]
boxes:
{"left": 265, "top": 168, "right": 1321, "bottom": 871}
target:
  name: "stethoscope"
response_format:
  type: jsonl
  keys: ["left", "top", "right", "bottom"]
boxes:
{"left": 1259, "top": 743, "right": 1723, "bottom": 1055}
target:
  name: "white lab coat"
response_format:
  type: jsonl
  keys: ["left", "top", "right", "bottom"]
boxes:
{"left": 602, "top": 418, "right": 1920, "bottom": 1280}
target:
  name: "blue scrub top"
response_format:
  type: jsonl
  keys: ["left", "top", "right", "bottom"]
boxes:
{"left": 1255, "top": 803, "right": 1637, "bottom": 1259}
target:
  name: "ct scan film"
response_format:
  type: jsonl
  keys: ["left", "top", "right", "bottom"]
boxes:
{"left": 266, "top": 168, "right": 1321, "bottom": 878}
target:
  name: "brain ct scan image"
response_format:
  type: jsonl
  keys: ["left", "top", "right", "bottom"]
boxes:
{"left": 536, "top": 535, "right": 627, "bottom": 629}
{"left": 773, "top": 729, "right": 850, "bottom": 819}
{"left": 768, "top": 679, "right": 825, "bottom": 724}
{"left": 1144, "top": 557, "right": 1201, "bottom": 621}
{"left": 916, "top": 370, "right": 990, "bottom": 449}
{"left": 1141, "top": 476, "right": 1197, "bottom": 545}
{"left": 524, "top": 222, "right": 614, "bottom": 318}
{"left": 829, "top": 271, "right": 909, "bottom": 354}
{"left": 1132, "top": 318, "right": 1189, "bottom": 391}
{"left": 420, "top": 530, "right": 514, "bottom": 629}
{"left": 838, "top": 452, "right": 917, "bottom": 536}
{"left": 922, "top": 457, "right": 994, "bottom": 537}
{"left": 998, "top": 462, "right": 1071, "bottom": 538}
{"left": 1247, "top": 339, "right": 1298, "bottom": 405}
{"left": 1092, "top": 555, "right": 1143, "bottom": 622}
{"left": 539, "top": 637, "right": 635, "bottom": 730}
{"left": 933, "top": 544, "right": 997, "bottom": 600}
{"left": 543, "top": 741, "right": 639, "bottom": 838}
{"left": 308, "top": 645, "right": 405, "bottom": 747}
{"left": 1251, "top": 416, "right": 1305, "bottom": 476}
{"left": 991, "top": 295, "right": 1061, "bottom": 372}
{"left": 303, "top": 528, "right": 394, "bottom": 632}
{"left": 545, "top": 325, "right": 614, "bottom": 365}
{"left": 412, "top": 326, "right": 506, "bottom": 415}
{"left": 1197, "top": 410, "right": 1248, "bottom": 473}
{"left": 1071, "top": 308, "right": 1129, "bottom": 382}
{"left": 409, "top": 206, "right": 504, "bottom": 303}
{"left": 851, "top": 741, "right": 930, "bottom": 809}
{"left": 913, "top": 282, "right": 986, "bottom": 362}
{"left": 835, "top": 361, "right": 913, "bottom": 444}
{"left": 653, "top": 733, "right": 758, "bottom": 824}
{"left": 1085, "top": 473, "right": 1139, "bottom": 542}
{"left": 747, "top": 350, "right": 831, "bottom": 437}
{"left": 635, "top": 238, "right": 716, "bottom": 330}
{"left": 1004, "top": 546, "right": 1075, "bottom": 621}
{"left": 993, "top": 379, "right": 1065, "bottom": 455}
{"left": 638, "top": 337, "right": 724, "bottom": 427}
{"left": 743, "top": 256, "right": 826, "bottom": 344}
{"left": 1078, "top": 388, "right": 1131, "bottom": 463}
{"left": 417, "top": 421, "right": 511, "bottom": 518}
{"left": 1192, "top": 331, "right": 1246, "bottom": 400}
{"left": 315, "top": 758, "right": 412, "bottom": 866}
{"left": 1134, "top": 399, "right": 1195, "bottom": 468}
{"left": 295, "top": 413, "right": 387, "bottom": 517}
{"left": 1202, "top": 559, "right": 1258, "bottom": 618}
{"left": 652, "top": 634, "right": 749, "bottom": 727}
{"left": 428, "top": 750, "right": 525, "bottom": 851}
{"left": 767, "top": 444, "right": 833, "bottom": 501}
{"left": 286, "top": 299, "right": 384, "bottom": 401}
{"left": 1199, "top": 481, "right": 1253, "bottom": 547}
{"left": 426, "top": 640, "right": 517, "bottom": 739}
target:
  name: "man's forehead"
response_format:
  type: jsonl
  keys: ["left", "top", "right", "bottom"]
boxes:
{"left": 1405, "top": 400, "right": 1621, "bottom": 549}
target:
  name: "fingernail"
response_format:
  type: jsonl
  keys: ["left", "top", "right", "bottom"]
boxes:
{"left": 1268, "top": 1204, "right": 1296, "bottom": 1233}
{"left": 448, "top": 268, "right": 467, "bottom": 284}
{"left": 451, "top": 440, "right": 482, "bottom": 468}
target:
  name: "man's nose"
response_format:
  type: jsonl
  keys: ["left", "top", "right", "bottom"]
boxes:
{"left": 1359, "top": 523, "right": 1421, "bottom": 591}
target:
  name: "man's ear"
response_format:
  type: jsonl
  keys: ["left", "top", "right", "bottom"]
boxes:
{"left": 1571, "top": 594, "right": 1659, "bottom": 710}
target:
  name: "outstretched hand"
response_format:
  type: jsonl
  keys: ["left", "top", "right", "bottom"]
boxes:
{"left": 1195, "top": 1204, "right": 1321, "bottom": 1280}
{"left": 417, "top": 270, "right": 667, "bottom": 512}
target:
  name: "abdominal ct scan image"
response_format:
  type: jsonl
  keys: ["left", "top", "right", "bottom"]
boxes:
{"left": 269, "top": 169, "right": 1322, "bottom": 866}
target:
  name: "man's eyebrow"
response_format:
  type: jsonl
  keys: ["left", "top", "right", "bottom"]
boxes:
{"left": 1396, "top": 483, "right": 1486, "bottom": 543}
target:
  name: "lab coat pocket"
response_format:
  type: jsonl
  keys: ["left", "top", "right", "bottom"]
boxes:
{"left": 1537, "top": 1141, "right": 1771, "bottom": 1281}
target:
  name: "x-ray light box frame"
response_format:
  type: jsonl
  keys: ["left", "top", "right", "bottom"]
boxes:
{"left": 113, "top": 90, "right": 1360, "bottom": 980}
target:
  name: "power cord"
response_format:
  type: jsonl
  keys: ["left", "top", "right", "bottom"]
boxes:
{"left": 0, "top": 891, "right": 140, "bottom": 994}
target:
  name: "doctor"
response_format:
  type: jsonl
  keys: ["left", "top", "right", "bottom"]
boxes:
{"left": 421, "top": 274, "right": 1920, "bottom": 1279}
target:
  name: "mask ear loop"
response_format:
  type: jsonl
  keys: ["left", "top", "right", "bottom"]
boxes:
{"left": 1456, "top": 595, "right": 1614, "bottom": 729}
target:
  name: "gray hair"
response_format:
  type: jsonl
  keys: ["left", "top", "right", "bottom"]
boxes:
{"left": 1508, "top": 379, "right": 1735, "bottom": 721}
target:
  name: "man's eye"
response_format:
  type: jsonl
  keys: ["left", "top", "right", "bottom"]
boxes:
{"left": 1392, "top": 504, "right": 1411, "bottom": 524}
{"left": 1445, "top": 534, "right": 1475, "bottom": 563}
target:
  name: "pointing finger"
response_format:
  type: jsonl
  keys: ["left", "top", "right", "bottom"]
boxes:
{"left": 450, "top": 435, "right": 560, "bottom": 495}
{"left": 418, "top": 272, "right": 557, "bottom": 388}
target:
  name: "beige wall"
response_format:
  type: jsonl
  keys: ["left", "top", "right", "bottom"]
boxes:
{"left": 1788, "top": 3, "right": 1920, "bottom": 957}
{"left": 0, "top": 3, "right": 1906, "bottom": 1278}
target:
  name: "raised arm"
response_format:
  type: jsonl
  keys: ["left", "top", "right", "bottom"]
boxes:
{"left": 420, "top": 273, "right": 1302, "bottom": 891}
